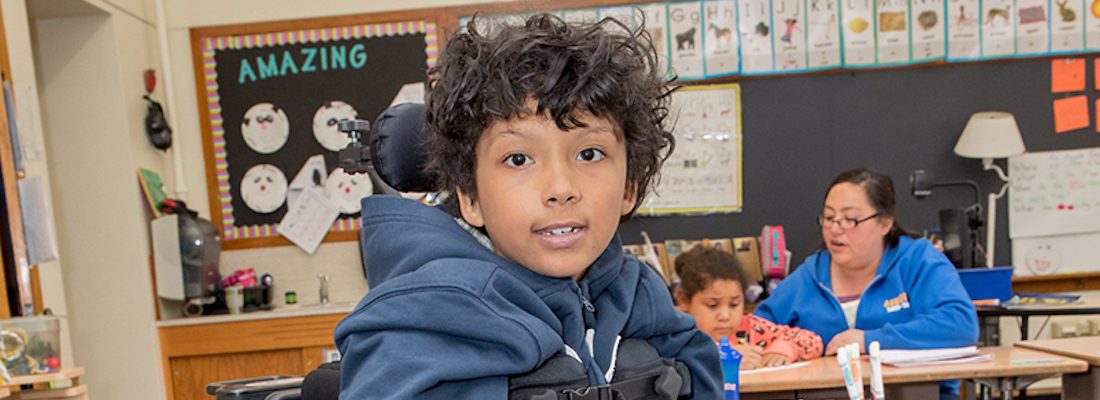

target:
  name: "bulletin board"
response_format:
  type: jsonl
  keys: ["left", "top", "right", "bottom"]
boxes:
{"left": 192, "top": 14, "right": 438, "bottom": 249}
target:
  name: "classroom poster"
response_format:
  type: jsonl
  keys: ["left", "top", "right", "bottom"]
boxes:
{"left": 1008, "top": 147, "right": 1100, "bottom": 238}
{"left": 599, "top": 5, "right": 639, "bottom": 31}
{"left": 740, "top": 0, "right": 777, "bottom": 73}
{"left": 703, "top": 0, "right": 742, "bottom": 76}
{"left": 807, "top": 0, "right": 844, "bottom": 68}
{"left": 1016, "top": 0, "right": 1052, "bottom": 55}
{"left": 773, "top": 0, "right": 810, "bottom": 71}
{"left": 669, "top": 2, "right": 707, "bottom": 79}
{"left": 843, "top": 0, "right": 878, "bottom": 66}
{"left": 1086, "top": 0, "right": 1100, "bottom": 49}
{"left": 642, "top": 84, "right": 742, "bottom": 215}
{"left": 640, "top": 4, "right": 675, "bottom": 79}
{"left": 562, "top": 8, "right": 600, "bottom": 24}
{"left": 910, "top": 0, "right": 948, "bottom": 61}
{"left": 877, "top": 0, "right": 913, "bottom": 63}
{"left": 981, "top": 0, "right": 1017, "bottom": 57}
{"left": 947, "top": 0, "right": 982, "bottom": 59}
{"left": 1050, "top": 0, "right": 1086, "bottom": 53}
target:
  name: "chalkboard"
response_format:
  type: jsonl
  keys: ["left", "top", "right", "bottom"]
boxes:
{"left": 195, "top": 19, "right": 438, "bottom": 249}
{"left": 619, "top": 57, "right": 1100, "bottom": 269}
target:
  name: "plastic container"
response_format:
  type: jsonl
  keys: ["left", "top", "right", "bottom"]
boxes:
{"left": 718, "top": 337, "right": 741, "bottom": 400}
{"left": 0, "top": 316, "right": 61, "bottom": 376}
{"left": 958, "top": 266, "right": 1014, "bottom": 302}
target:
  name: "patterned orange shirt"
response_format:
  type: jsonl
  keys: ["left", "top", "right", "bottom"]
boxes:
{"left": 735, "top": 314, "right": 824, "bottom": 361}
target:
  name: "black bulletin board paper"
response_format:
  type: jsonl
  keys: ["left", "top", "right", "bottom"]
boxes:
{"left": 198, "top": 22, "right": 436, "bottom": 246}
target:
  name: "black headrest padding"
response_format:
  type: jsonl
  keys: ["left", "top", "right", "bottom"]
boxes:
{"left": 369, "top": 102, "right": 434, "bottom": 193}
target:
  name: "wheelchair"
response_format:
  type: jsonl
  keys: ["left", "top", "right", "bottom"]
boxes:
{"left": 206, "top": 102, "right": 693, "bottom": 400}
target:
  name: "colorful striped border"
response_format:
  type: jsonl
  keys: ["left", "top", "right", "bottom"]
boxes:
{"left": 205, "top": 20, "right": 437, "bottom": 240}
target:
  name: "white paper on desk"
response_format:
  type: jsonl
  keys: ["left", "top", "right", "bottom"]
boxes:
{"left": 886, "top": 353, "right": 992, "bottom": 368}
{"left": 739, "top": 361, "right": 810, "bottom": 375}
{"left": 287, "top": 155, "right": 326, "bottom": 209}
{"left": 277, "top": 188, "right": 339, "bottom": 255}
{"left": 879, "top": 346, "right": 981, "bottom": 366}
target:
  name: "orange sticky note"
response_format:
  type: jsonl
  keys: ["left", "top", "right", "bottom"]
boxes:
{"left": 1053, "top": 95, "right": 1089, "bottom": 133}
{"left": 1095, "top": 99, "right": 1100, "bottom": 132}
{"left": 1052, "top": 58, "right": 1085, "bottom": 93}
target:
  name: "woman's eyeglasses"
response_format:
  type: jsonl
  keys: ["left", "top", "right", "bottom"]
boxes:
{"left": 817, "top": 213, "right": 880, "bottom": 229}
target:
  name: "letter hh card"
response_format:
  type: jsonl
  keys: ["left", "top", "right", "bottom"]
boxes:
{"left": 876, "top": 0, "right": 912, "bottom": 63}
{"left": 981, "top": 0, "right": 1016, "bottom": 57}
{"left": 807, "top": 0, "right": 843, "bottom": 69}
{"left": 704, "top": 0, "right": 741, "bottom": 76}
{"left": 843, "top": 0, "right": 878, "bottom": 66}
{"left": 1050, "top": 0, "right": 1085, "bottom": 52}
{"left": 1016, "top": 0, "right": 1051, "bottom": 55}
{"left": 669, "top": 2, "right": 706, "bottom": 79}
{"left": 947, "top": 0, "right": 982, "bottom": 59}
{"left": 910, "top": 0, "right": 947, "bottom": 61}
{"left": 773, "top": 0, "right": 810, "bottom": 71}
{"left": 739, "top": 0, "right": 776, "bottom": 73}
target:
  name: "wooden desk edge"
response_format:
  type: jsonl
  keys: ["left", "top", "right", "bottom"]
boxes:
{"left": 1015, "top": 339, "right": 1100, "bottom": 366}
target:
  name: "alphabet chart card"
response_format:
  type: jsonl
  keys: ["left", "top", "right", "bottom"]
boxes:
{"left": 910, "top": 0, "right": 947, "bottom": 61}
{"left": 1087, "top": 0, "right": 1100, "bottom": 49}
{"left": 947, "top": 0, "right": 982, "bottom": 59}
{"left": 981, "top": 0, "right": 1016, "bottom": 57}
{"left": 876, "top": 0, "right": 912, "bottom": 63}
{"left": 807, "top": 0, "right": 843, "bottom": 69}
{"left": 598, "top": 5, "right": 638, "bottom": 31}
{"left": 669, "top": 2, "right": 706, "bottom": 79}
{"left": 773, "top": 0, "right": 810, "bottom": 71}
{"left": 640, "top": 4, "right": 674, "bottom": 79}
{"left": 1050, "top": 0, "right": 1085, "bottom": 53}
{"left": 1016, "top": 0, "right": 1051, "bottom": 55}
{"left": 562, "top": 8, "right": 600, "bottom": 24}
{"left": 739, "top": 0, "right": 776, "bottom": 73}
{"left": 843, "top": 0, "right": 878, "bottom": 66}
{"left": 703, "top": 0, "right": 741, "bottom": 76}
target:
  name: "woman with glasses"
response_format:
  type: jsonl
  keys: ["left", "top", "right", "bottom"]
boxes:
{"left": 754, "top": 168, "right": 977, "bottom": 400}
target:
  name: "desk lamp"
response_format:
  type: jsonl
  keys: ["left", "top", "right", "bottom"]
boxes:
{"left": 953, "top": 111, "right": 1026, "bottom": 267}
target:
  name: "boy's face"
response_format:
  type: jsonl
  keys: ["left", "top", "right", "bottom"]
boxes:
{"left": 679, "top": 279, "right": 745, "bottom": 342}
{"left": 457, "top": 103, "right": 636, "bottom": 279}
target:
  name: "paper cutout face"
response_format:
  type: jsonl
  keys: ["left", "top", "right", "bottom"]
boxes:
{"left": 325, "top": 167, "right": 372, "bottom": 214}
{"left": 313, "top": 101, "right": 359, "bottom": 151}
{"left": 240, "top": 164, "right": 288, "bottom": 214}
{"left": 240, "top": 103, "right": 289, "bottom": 154}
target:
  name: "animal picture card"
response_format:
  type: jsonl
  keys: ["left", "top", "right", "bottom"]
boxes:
{"left": 669, "top": 2, "right": 706, "bottom": 79}
{"left": 639, "top": 4, "right": 674, "bottom": 80}
{"left": 842, "top": 0, "right": 878, "bottom": 66}
{"left": 807, "top": 0, "right": 843, "bottom": 69}
{"left": 981, "top": 0, "right": 1017, "bottom": 57}
{"left": 1015, "top": 0, "right": 1051, "bottom": 55}
{"left": 876, "top": 0, "right": 912, "bottom": 64}
{"left": 739, "top": 0, "right": 776, "bottom": 73}
{"left": 1050, "top": 0, "right": 1085, "bottom": 53}
{"left": 703, "top": 0, "right": 741, "bottom": 76}
{"left": 772, "top": 0, "right": 810, "bottom": 71}
{"left": 910, "top": 0, "right": 947, "bottom": 61}
{"left": 947, "top": 0, "right": 982, "bottom": 59}
{"left": 1086, "top": 0, "right": 1100, "bottom": 48}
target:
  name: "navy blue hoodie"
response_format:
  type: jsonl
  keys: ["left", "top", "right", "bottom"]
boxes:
{"left": 335, "top": 197, "right": 722, "bottom": 399}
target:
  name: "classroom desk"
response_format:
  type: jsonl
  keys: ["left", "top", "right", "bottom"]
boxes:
{"left": 1015, "top": 337, "right": 1100, "bottom": 400}
{"left": 739, "top": 347, "right": 1087, "bottom": 400}
{"left": 976, "top": 297, "right": 1100, "bottom": 341}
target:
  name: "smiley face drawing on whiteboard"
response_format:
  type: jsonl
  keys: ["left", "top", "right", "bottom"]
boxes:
{"left": 312, "top": 101, "right": 359, "bottom": 151}
{"left": 240, "top": 164, "right": 288, "bottom": 214}
{"left": 1025, "top": 243, "right": 1063, "bottom": 275}
{"left": 240, "top": 103, "right": 290, "bottom": 154}
{"left": 325, "top": 167, "right": 372, "bottom": 214}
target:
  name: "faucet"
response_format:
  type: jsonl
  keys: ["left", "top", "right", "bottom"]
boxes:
{"left": 318, "top": 273, "right": 330, "bottom": 304}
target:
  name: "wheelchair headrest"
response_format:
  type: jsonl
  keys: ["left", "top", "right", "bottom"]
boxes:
{"left": 369, "top": 102, "right": 434, "bottom": 193}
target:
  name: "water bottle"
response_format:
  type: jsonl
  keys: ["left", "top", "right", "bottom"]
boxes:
{"left": 718, "top": 336, "right": 742, "bottom": 400}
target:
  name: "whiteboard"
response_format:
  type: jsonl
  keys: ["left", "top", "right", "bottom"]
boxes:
{"left": 639, "top": 84, "right": 742, "bottom": 215}
{"left": 1008, "top": 147, "right": 1100, "bottom": 239}
{"left": 1012, "top": 232, "right": 1100, "bottom": 276}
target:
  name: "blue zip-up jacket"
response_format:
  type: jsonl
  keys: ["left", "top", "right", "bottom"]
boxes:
{"left": 334, "top": 196, "right": 722, "bottom": 399}
{"left": 755, "top": 236, "right": 978, "bottom": 351}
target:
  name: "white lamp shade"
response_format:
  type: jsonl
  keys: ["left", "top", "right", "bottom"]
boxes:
{"left": 954, "top": 111, "right": 1026, "bottom": 159}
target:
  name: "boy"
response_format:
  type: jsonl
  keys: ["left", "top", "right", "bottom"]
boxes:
{"left": 334, "top": 13, "right": 722, "bottom": 399}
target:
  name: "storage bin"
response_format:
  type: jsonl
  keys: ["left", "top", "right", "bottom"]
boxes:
{"left": 957, "top": 266, "right": 1014, "bottom": 302}
{"left": 0, "top": 316, "right": 61, "bottom": 376}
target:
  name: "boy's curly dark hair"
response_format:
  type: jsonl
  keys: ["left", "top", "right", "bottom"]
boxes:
{"left": 675, "top": 246, "right": 749, "bottom": 301}
{"left": 423, "top": 13, "right": 675, "bottom": 219}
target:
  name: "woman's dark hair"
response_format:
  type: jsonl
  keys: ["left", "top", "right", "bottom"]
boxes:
{"left": 675, "top": 246, "right": 749, "bottom": 301}
{"left": 826, "top": 168, "right": 919, "bottom": 247}
{"left": 423, "top": 13, "right": 675, "bottom": 219}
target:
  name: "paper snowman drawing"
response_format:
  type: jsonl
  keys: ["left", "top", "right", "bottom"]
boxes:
{"left": 240, "top": 103, "right": 290, "bottom": 154}
{"left": 313, "top": 101, "right": 359, "bottom": 151}
{"left": 240, "top": 164, "right": 288, "bottom": 214}
{"left": 325, "top": 167, "right": 373, "bottom": 214}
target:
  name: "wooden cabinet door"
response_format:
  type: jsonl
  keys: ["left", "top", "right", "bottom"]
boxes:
{"left": 169, "top": 349, "right": 303, "bottom": 400}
